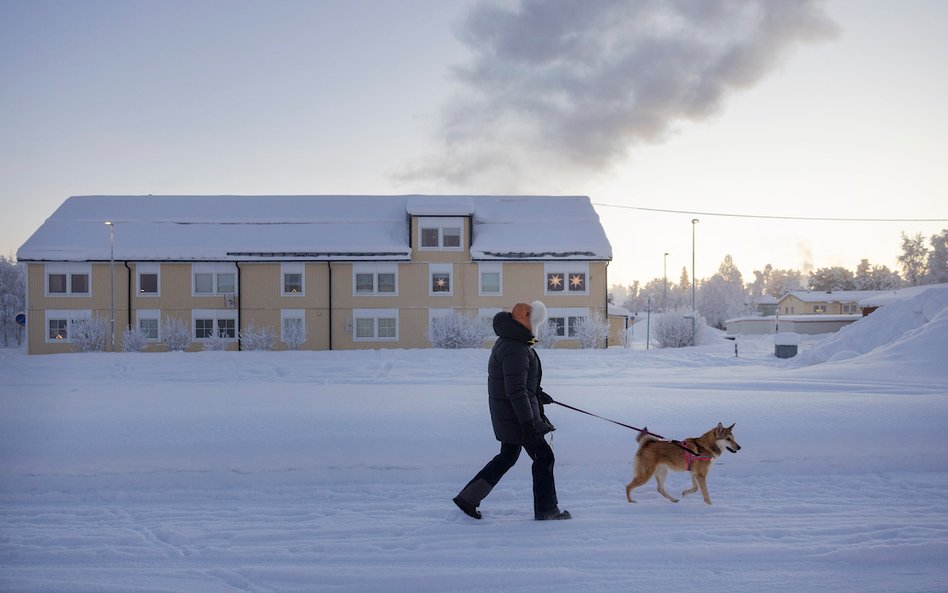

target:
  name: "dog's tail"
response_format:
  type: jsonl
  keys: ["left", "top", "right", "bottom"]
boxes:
{"left": 636, "top": 426, "right": 660, "bottom": 445}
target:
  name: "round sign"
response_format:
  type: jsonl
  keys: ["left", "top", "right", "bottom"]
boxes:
{"left": 15, "top": 312, "right": 26, "bottom": 327}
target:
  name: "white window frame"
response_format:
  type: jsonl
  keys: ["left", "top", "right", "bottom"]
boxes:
{"left": 281, "top": 309, "right": 306, "bottom": 341}
{"left": 352, "top": 263, "right": 398, "bottom": 296}
{"left": 418, "top": 217, "right": 464, "bottom": 251}
{"left": 352, "top": 308, "right": 399, "bottom": 342}
{"left": 478, "top": 263, "right": 503, "bottom": 296}
{"left": 137, "top": 263, "right": 160, "bottom": 297}
{"left": 191, "top": 309, "right": 238, "bottom": 341}
{"left": 429, "top": 263, "right": 454, "bottom": 297}
{"left": 545, "top": 307, "right": 589, "bottom": 339}
{"left": 136, "top": 309, "right": 161, "bottom": 341}
{"left": 192, "top": 263, "right": 238, "bottom": 296}
{"left": 281, "top": 263, "right": 305, "bottom": 296}
{"left": 544, "top": 262, "right": 589, "bottom": 296}
{"left": 45, "top": 309, "right": 91, "bottom": 343}
{"left": 45, "top": 263, "right": 92, "bottom": 296}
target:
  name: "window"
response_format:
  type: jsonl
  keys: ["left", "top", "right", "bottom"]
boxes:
{"left": 544, "top": 308, "right": 588, "bottom": 340}
{"left": 479, "top": 263, "right": 502, "bottom": 296}
{"left": 353, "top": 309, "right": 398, "bottom": 341}
{"left": 192, "top": 309, "right": 238, "bottom": 340}
{"left": 842, "top": 304, "right": 858, "bottom": 314}
{"left": 46, "top": 263, "right": 91, "bottom": 296}
{"left": 814, "top": 305, "right": 826, "bottom": 313}
{"left": 429, "top": 264, "right": 453, "bottom": 296}
{"left": 545, "top": 263, "right": 589, "bottom": 295}
{"left": 281, "top": 309, "right": 306, "bottom": 344}
{"left": 45, "top": 309, "right": 91, "bottom": 343}
{"left": 282, "top": 263, "right": 304, "bottom": 296}
{"left": 137, "top": 310, "right": 160, "bottom": 341}
{"left": 192, "top": 264, "right": 238, "bottom": 295}
{"left": 418, "top": 217, "right": 464, "bottom": 251}
{"left": 353, "top": 263, "right": 398, "bottom": 296}
{"left": 137, "top": 264, "right": 160, "bottom": 296}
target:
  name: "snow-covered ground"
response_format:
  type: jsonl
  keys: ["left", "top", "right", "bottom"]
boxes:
{"left": 2, "top": 286, "right": 947, "bottom": 593}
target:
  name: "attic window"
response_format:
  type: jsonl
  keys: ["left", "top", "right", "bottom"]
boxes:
{"left": 418, "top": 217, "right": 463, "bottom": 251}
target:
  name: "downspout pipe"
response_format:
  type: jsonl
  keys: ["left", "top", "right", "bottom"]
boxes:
{"left": 124, "top": 262, "right": 133, "bottom": 336}
{"left": 236, "top": 262, "right": 242, "bottom": 351}
{"left": 328, "top": 261, "right": 333, "bottom": 350}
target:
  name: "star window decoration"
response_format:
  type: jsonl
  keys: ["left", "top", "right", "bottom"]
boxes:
{"left": 433, "top": 274, "right": 450, "bottom": 292}
{"left": 569, "top": 273, "right": 585, "bottom": 291}
{"left": 547, "top": 273, "right": 564, "bottom": 292}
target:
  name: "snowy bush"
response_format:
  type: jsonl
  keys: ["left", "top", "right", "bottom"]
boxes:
{"left": 654, "top": 313, "right": 704, "bottom": 348}
{"left": 573, "top": 315, "right": 610, "bottom": 349}
{"left": 534, "top": 320, "right": 558, "bottom": 349}
{"left": 0, "top": 256, "right": 25, "bottom": 347}
{"left": 70, "top": 317, "right": 110, "bottom": 352}
{"left": 120, "top": 327, "right": 149, "bottom": 352}
{"left": 282, "top": 320, "right": 307, "bottom": 351}
{"left": 241, "top": 321, "right": 275, "bottom": 351}
{"left": 428, "top": 312, "right": 492, "bottom": 349}
{"left": 202, "top": 330, "right": 232, "bottom": 351}
{"left": 161, "top": 317, "right": 191, "bottom": 352}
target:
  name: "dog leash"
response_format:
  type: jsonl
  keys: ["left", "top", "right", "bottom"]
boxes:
{"left": 548, "top": 398, "right": 701, "bottom": 457}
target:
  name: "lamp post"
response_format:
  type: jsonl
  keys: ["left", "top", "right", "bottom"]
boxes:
{"left": 663, "top": 252, "right": 669, "bottom": 312}
{"left": 105, "top": 221, "right": 114, "bottom": 351}
{"left": 691, "top": 219, "right": 699, "bottom": 344}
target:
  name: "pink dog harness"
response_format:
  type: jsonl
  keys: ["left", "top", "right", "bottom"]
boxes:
{"left": 679, "top": 440, "right": 712, "bottom": 470}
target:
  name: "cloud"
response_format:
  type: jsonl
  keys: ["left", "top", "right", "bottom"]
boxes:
{"left": 399, "top": 0, "right": 838, "bottom": 190}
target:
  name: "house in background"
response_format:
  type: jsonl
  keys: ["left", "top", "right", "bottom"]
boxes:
{"left": 727, "top": 290, "right": 886, "bottom": 336}
{"left": 776, "top": 290, "right": 881, "bottom": 316}
{"left": 17, "top": 195, "right": 613, "bottom": 354}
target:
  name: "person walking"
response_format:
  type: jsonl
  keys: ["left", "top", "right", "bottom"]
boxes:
{"left": 453, "top": 301, "right": 571, "bottom": 521}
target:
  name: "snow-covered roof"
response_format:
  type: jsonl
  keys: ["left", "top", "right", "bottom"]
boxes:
{"left": 17, "top": 195, "right": 612, "bottom": 262}
{"left": 780, "top": 290, "right": 884, "bottom": 304}
{"left": 859, "top": 283, "right": 948, "bottom": 307}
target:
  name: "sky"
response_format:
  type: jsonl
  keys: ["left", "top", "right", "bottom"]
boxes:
{"left": 1, "top": 0, "right": 946, "bottom": 286}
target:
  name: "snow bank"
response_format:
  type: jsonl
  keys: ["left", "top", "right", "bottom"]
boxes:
{"left": 796, "top": 284, "right": 948, "bottom": 366}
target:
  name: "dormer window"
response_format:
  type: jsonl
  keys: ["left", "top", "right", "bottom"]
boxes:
{"left": 418, "top": 217, "right": 464, "bottom": 251}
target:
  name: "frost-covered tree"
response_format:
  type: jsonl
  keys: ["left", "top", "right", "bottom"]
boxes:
{"left": 70, "top": 317, "right": 110, "bottom": 352}
{"left": 0, "top": 256, "right": 26, "bottom": 347}
{"left": 678, "top": 267, "right": 692, "bottom": 312}
{"left": 161, "top": 317, "right": 191, "bottom": 351}
{"left": 572, "top": 315, "right": 610, "bottom": 349}
{"left": 923, "top": 229, "right": 948, "bottom": 284}
{"left": 241, "top": 321, "right": 275, "bottom": 351}
{"left": 751, "top": 264, "right": 804, "bottom": 298}
{"left": 855, "top": 259, "right": 902, "bottom": 290}
{"left": 697, "top": 255, "right": 747, "bottom": 330}
{"left": 120, "top": 327, "right": 149, "bottom": 352}
{"left": 898, "top": 232, "right": 928, "bottom": 286}
{"left": 653, "top": 313, "right": 703, "bottom": 348}
{"left": 282, "top": 319, "right": 308, "bottom": 351}
{"left": 202, "top": 329, "right": 231, "bottom": 351}
{"left": 428, "top": 312, "right": 492, "bottom": 349}
{"left": 808, "top": 266, "right": 855, "bottom": 291}
{"left": 533, "top": 319, "right": 558, "bottom": 349}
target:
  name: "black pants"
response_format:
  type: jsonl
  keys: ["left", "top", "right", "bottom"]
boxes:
{"left": 463, "top": 438, "right": 558, "bottom": 514}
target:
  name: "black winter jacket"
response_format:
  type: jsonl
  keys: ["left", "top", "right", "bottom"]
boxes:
{"left": 487, "top": 311, "right": 545, "bottom": 443}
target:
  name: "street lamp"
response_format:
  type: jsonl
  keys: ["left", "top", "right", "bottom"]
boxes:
{"left": 691, "top": 218, "right": 699, "bottom": 344}
{"left": 105, "top": 221, "right": 114, "bottom": 351}
{"left": 663, "top": 252, "right": 669, "bottom": 312}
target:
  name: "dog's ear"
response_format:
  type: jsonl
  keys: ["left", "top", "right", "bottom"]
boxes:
{"left": 728, "top": 423, "right": 735, "bottom": 430}
{"left": 716, "top": 422, "right": 724, "bottom": 430}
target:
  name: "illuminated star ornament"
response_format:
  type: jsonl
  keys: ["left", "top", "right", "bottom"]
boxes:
{"left": 547, "top": 274, "right": 563, "bottom": 291}
{"left": 569, "top": 274, "right": 585, "bottom": 291}
{"left": 434, "top": 275, "right": 449, "bottom": 291}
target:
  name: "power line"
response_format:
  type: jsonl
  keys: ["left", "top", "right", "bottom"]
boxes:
{"left": 591, "top": 202, "right": 948, "bottom": 223}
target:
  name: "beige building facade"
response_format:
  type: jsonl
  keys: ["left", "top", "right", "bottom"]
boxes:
{"left": 19, "top": 195, "right": 613, "bottom": 354}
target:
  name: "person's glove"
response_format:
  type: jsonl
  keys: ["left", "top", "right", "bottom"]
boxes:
{"left": 537, "top": 389, "right": 554, "bottom": 405}
{"left": 522, "top": 417, "right": 555, "bottom": 441}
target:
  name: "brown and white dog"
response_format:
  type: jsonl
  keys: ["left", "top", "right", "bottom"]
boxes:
{"left": 625, "top": 423, "right": 741, "bottom": 505}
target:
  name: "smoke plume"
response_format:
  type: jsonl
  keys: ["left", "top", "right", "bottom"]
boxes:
{"left": 400, "top": 0, "right": 838, "bottom": 190}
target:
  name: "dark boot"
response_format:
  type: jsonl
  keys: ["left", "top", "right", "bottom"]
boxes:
{"left": 535, "top": 508, "right": 571, "bottom": 521}
{"left": 453, "top": 478, "right": 494, "bottom": 520}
